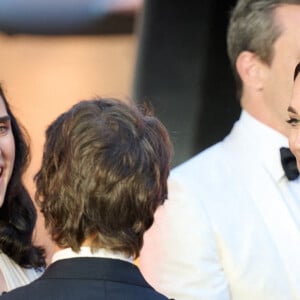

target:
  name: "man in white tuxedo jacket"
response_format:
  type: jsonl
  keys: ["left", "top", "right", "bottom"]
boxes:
{"left": 139, "top": 0, "right": 300, "bottom": 299}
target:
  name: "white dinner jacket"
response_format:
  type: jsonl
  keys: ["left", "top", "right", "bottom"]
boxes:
{"left": 140, "top": 111, "right": 300, "bottom": 300}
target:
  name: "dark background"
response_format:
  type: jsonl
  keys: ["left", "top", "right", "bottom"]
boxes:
{"left": 133, "top": 0, "right": 240, "bottom": 166}
{"left": 0, "top": 0, "right": 240, "bottom": 167}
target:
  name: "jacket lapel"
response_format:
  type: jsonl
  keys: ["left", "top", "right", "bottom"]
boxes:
{"left": 227, "top": 122, "right": 300, "bottom": 295}
{"left": 225, "top": 116, "right": 300, "bottom": 295}
{"left": 243, "top": 157, "right": 300, "bottom": 295}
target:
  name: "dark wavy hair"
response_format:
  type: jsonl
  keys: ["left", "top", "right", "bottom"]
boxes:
{"left": 0, "top": 86, "right": 45, "bottom": 269}
{"left": 35, "top": 98, "right": 172, "bottom": 259}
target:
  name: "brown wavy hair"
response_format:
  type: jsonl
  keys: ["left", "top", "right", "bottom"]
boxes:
{"left": 35, "top": 98, "right": 172, "bottom": 259}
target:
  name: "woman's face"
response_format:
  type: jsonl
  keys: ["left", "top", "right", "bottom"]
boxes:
{"left": 288, "top": 74, "right": 300, "bottom": 170}
{"left": 0, "top": 96, "right": 15, "bottom": 207}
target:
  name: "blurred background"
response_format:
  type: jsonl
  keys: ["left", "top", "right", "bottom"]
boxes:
{"left": 0, "top": 0, "right": 240, "bottom": 260}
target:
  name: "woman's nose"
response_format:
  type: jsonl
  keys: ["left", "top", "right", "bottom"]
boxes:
{"left": 290, "top": 129, "right": 300, "bottom": 155}
{"left": 295, "top": 130, "right": 300, "bottom": 150}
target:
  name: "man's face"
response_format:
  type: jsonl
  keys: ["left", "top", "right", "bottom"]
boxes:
{"left": 288, "top": 67, "right": 300, "bottom": 170}
{"left": 260, "top": 5, "right": 300, "bottom": 136}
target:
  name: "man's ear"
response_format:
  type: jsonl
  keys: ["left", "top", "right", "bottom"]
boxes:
{"left": 236, "top": 51, "right": 265, "bottom": 91}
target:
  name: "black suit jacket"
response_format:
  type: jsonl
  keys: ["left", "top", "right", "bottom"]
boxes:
{"left": 0, "top": 257, "right": 171, "bottom": 300}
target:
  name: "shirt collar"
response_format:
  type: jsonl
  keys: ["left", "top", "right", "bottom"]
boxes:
{"left": 239, "top": 110, "right": 288, "bottom": 181}
{"left": 51, "top": 247, "right": 133, "bottom": 264}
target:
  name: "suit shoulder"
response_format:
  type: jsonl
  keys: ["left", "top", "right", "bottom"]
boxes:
{"left": 171, "top": 140, "right": 232, "bottom": 185}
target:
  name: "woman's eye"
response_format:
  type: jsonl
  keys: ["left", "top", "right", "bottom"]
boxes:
{"left": 287, "top": 118, "right": 300, "bottom": 127}
{"left": 0, "top": 124, "right": 8, "bottom": 134}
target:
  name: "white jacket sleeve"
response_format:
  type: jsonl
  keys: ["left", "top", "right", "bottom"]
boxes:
{"left": 139, "top": 178, "right": 231, "bottom": 300}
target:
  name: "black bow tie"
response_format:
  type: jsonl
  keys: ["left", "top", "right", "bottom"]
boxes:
{"left": 280, "top": 147, "right": 299, "bottom": 180}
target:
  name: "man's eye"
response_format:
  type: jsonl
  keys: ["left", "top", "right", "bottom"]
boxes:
{"left": 287, "top": 118, "right": 300, "bottom": 127}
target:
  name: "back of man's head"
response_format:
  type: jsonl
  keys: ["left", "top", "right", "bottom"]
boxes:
{"left": 34, "top": 98, "right": 173, "bottom": 259}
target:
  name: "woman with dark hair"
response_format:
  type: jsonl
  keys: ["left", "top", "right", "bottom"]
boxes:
{"left": 0, "top": 86, "right": 45, "bottom": 293}
{"left": 0, "top": 97, "right": 173, "bottom": 300}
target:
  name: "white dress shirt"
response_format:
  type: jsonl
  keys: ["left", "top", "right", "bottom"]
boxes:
{"left": 52, "top": 247, "right": 133, "bottom": 264}
{"left": 240, "top": 111, "right": 300, "bottom": 229}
